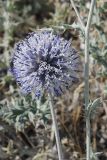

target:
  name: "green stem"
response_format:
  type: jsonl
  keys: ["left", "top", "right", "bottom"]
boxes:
{"left": 48, "top": 94, "right": 63, "bottom": 160}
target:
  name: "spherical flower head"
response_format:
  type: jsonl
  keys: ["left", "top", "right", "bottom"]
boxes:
{"left": 10, "top": 30, "right": 80, "bottom": 98}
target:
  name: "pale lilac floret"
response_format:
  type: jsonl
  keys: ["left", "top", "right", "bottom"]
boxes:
{"left": 10, "top": 31, "right": 80, "bottom": 97}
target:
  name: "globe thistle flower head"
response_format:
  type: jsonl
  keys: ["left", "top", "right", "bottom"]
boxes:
{"left": 10, "top": 30, "right": 80, "bottom": 98}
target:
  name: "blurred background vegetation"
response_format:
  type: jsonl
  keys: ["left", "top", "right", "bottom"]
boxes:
{"left": 0, "top": 0, "right": 107, "bottom": 159}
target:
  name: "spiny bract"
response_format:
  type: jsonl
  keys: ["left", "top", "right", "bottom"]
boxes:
{"left": 10, "top": 30, "right": 80, "bottom": 97}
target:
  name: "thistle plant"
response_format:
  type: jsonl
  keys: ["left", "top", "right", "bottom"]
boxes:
{"left": 10, "top": 30, "right": 80, "bottom": 160}
{"left": 70, "top": 0, "right": 96, "bottom": 160}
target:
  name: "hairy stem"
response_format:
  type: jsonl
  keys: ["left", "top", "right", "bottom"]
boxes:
{"left": 85, "top": 1, "right": 95, "bottom": 159}
{"left": 48, "top": 94, "right": 63, "bottom": 160}
{"left": 70, "top": 0, "right": 95, "bottom": 159}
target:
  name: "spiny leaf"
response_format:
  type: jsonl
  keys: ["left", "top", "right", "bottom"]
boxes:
{"left": 87, "top": 98, "right": 102, "bottom": 117}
